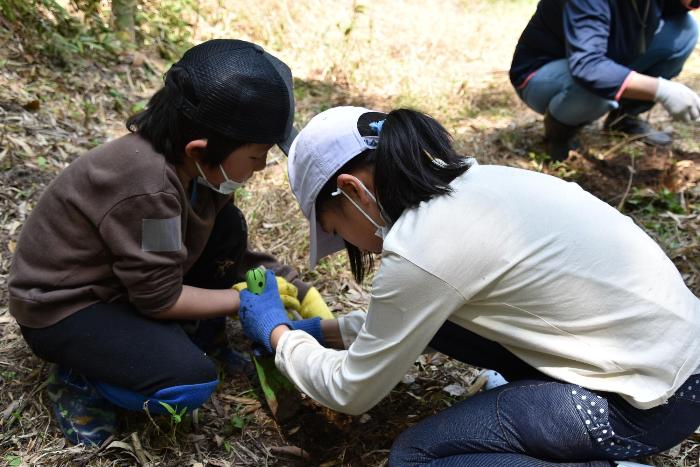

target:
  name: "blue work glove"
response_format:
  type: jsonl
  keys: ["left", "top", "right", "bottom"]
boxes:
{"left": 250, "top": 319, "right": 324, "bottom": 357}
{"left": 289, "top": 317, "right": 325, "bottom": 346}
{"left": 239, "top": 269, "right": 291, "bottom": 353}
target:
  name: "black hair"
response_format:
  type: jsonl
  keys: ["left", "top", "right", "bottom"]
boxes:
{"left": 374, "top": 109, "right": 470, "bottom": 221}
{"left": 315, "top": 108, "right": 470, "bottom": 283}
{"left": 126, "top": 67, "right": 247, "bottom": 166}
{"left": 316, "top": 150, "right": 377, "bottom": 283}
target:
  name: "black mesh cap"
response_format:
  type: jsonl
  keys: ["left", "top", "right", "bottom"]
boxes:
{"left": 169, "top": 39, "right": 296, "bottom": 154}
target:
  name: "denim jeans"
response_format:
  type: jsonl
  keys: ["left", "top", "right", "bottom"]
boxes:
{"left": 388, "top": 321, "right": 700, "bottom": 466}
{"left": 517, "top": 14, "right": 698, "bottom": 126}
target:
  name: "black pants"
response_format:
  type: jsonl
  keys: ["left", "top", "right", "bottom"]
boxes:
{"left": 21, "top": 204, "right": 248, "bottom": 395}
{"left": 428, "top": 320, "right": 550, "bottom": 382}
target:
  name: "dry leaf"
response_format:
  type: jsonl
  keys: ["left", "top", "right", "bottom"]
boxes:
{"left": 22, "top": 100, "right": 40, "bottom": 111}
{"left": 269, "top": 445, "right": 311, "bottom": 460}
{"left": 443, "top": 384, "right": 466, "bottom": 397}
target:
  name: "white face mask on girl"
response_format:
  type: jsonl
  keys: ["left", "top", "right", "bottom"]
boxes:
{"left": 332, "top": 178, "right": 390, "bottom": 240}
{"left": 195, "top": 162, "right": 243, "bottom": 195}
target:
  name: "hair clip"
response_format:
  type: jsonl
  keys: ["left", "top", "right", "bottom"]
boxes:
{"left": 369, "top": 119, "right": 385, "bottom": 136}
{"left": 423, "top": 149, "right": 448, "bottom": 168}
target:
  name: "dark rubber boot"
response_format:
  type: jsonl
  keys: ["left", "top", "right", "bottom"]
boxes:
{"left": 604, "top": 110, "right": 672, "bottom": 146}
{"left": 543, "top": 112, "right": 581, "bottom": 162}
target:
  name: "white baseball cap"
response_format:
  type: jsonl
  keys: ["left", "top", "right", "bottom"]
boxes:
{"left": 288, "top": 106, "right": 387, "bottom": 268}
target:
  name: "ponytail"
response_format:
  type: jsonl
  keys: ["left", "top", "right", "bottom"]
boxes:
{"left": 374, "top": 109, "right": 470, "bottom": 222}
{"left": 126, "top": 67, "right": 245, "bottom": 166}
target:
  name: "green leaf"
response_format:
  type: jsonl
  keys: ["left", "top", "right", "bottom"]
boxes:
{"left": 234, "top": 186, "right": 251, "bottom": 200}
{"left": 158, "top": 401, "right": 176, "bottom": 416}
{"left": 230, "top": 414, "right": 247, "bottom": 430}
{"left": 4, "top": 455, "right": 22, "bottom": 467}
{"left": 130, "top": 100, "right": 147, "bottom": 113}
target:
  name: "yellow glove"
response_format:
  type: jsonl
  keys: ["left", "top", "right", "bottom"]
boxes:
{"left": 233, "top": 276, "right": 301, "bottom": 314}
{"left": 274, "top": 276, "right": 301, "bottom": 312}
{"left": 300, "top": 286, "right": 335, "bottom": 320}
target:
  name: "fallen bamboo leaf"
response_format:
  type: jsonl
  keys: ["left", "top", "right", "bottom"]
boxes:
{"left": 404, "top": 391, "right": 422, "bottom": 401}
{"left": 269, "top": 445, "right": 311, "bottom": 460}
{"left": 240, "top": 403, "right": 261, "bottom": 415}
{"left": 1, "top": 398, "right": 22, "bottom": 422}
{"left": 106, "top": 440, "right": 136, "bottom": 454}
{"left": 206, "top": 460, "right": 231, "bottom": 467}
{"left": 77, "top": 434, "right": 115, "bottom": 465}
{"left": 130, "top": 432, "right": 153, "bottom": 466}
{"left": 186, "top": 434, "right": 206, "bottom": 443}
{"left": 5, "top": 135, "right": 32, "bottom": 156}
{"left": 218, "top": 395, "right": 259, "bottom": 405}
{"left": 210, "top": 395, "right": 225, "bottom": 417}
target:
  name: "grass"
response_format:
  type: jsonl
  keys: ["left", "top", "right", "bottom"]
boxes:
{"left": 1, "top": 1, "right": 699, "bottom": 465}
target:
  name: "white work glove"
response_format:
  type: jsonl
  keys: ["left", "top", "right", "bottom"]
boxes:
{"left": 654, "top": 77, "right": 700, "bottom": 122}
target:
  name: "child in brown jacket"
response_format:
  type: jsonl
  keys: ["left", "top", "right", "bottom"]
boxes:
{"left": 8, "top": 39, "right": 328, "bottom": 445}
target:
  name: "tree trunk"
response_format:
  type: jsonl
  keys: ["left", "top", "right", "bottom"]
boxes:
{"left": 112, "top": 0, "right": 136, "bottom": 44}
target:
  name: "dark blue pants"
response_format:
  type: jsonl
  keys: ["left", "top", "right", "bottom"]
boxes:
{"left": 389, "top": 321, "right": 700, "bottom": 466}
{"left": 517, "top": 14, "right": 699, "bottom": 126}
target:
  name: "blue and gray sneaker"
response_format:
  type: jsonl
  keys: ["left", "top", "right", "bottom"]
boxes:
{"left": 46, "top": 366, "right": 118, "bottom": 446}
{"left": 481, "top": 369, "right": 509, "bottom": 390}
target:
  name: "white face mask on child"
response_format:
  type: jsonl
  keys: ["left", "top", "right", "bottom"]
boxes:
{"left": 331, "top": 178, "right": 390, "bottom": 240}
{"left": 195, "top": 162, "right": 243, "bottom": 195}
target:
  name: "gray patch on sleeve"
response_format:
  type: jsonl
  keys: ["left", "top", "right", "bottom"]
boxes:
{"left": 142, "top": 216, "right": 182, "bottom": 252}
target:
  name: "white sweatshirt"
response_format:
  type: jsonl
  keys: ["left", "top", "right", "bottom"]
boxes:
{"left": 277, "top": 164, "right": 700, "bottom": 414}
